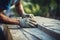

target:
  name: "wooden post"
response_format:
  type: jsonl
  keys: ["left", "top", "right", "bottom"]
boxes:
{"left": 3, "top": 24, "right": 13, "bottom": 40}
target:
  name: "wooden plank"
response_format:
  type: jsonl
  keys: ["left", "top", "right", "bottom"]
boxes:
{"left": 3, "top": 24, "right": 13, "bottom": 40}
{"left": 4, "top": 25, "right": 55, "bottom": 40}
{"left": 22, "top": 28, "right": 56, "bottom": 40}
{"left": 3, "top": 25, "right": 28, "bottom": 40}
{"left": 9, "top": 29, "right": 28, "bottom": 40}
{"left": 3, "top": 16, "right": 60, "bottom": 40}
{"left": 33, "top": 16, "right": 60, "bottom": 40}
{"left": 34, "top": 16, "right": 60, "bottom": 34}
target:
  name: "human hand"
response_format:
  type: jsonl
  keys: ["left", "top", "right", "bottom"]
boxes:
{"left": 22, "top": 14, "right": 34, "bottom": 18}
{"left": 19, "top": 18, "right": 37, "bottom": 28}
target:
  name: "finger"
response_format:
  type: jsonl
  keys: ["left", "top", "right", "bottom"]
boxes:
{"left": 28, "top": 23, "right": 36, "bottom": 27}
{"left": 28, "top": 22, "right": 38, "bottom": 28}
{"left": 29, "top": 14, "right": 34, "bottom": 17}
{"left": 29, "top": 21, "right": 37, "bottom": 25}
{"left": 29, "top": 19, "right": 36, "bottom": 22}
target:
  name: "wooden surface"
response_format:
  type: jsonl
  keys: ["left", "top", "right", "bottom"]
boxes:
{"left": 34, "top": 17, "right": 60, "bottom": 34}
{"left": 34, "top": 17, "right": 60, "bottom": 40}
{"left": 3, "top": 16, "right": 60, "bottom": 40}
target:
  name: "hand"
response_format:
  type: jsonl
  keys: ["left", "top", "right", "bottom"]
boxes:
{"left": 19, "top": 18, "right": 37, "bottom": 28}
{"left": 22, "top": 14, "right": 34, "bottom": 18}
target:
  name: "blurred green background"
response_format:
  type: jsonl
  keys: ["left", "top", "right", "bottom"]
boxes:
{"left": 12, "top": 0, "right": 60, "bottom": 19}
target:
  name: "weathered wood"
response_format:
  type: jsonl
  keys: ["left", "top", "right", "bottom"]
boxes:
{"left": 4, "top": 25, "right": 56, "bottom": 40}
{"left": 3, "top": 24, "right": 13, "bottom": 40}
{"left": 3, "top": 16, "right": 60, "bottom": 40}
{"left": 33, "top": 16, "right": 60, "bottom": 40}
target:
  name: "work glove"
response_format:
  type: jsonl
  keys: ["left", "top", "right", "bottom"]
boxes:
{"left": 22, "top": 14, "right": 34, "bottom": 18}
{"left": 19, "top": 17, "right": 37, "bottom": 28}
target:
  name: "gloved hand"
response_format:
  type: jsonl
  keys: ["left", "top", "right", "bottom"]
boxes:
{"left": 22, "top": 14, "right": 34, "bottom": 18}
{"left": 19, "top": 17, "right": 37, "bottom": 28}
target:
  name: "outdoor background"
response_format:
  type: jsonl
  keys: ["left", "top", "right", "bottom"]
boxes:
{"left": 12, "top": 0, "right": 60, "bottom": 19}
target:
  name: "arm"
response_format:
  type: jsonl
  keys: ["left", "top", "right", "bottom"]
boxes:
{"left": 15, "top": 0, "right": 34, "bottom": 18}
{"left": 0, "top": 12, "right": 19, "bottom": 25}
{"left": 15, "top": 0, "right": 25, "bottom": 16}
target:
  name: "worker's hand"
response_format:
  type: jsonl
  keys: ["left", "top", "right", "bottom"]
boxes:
{"left": 22, "top": 14, "right": 34, "bottom": 18}
{"left": 19, "top": 18, "right": 37, "bottom": 28}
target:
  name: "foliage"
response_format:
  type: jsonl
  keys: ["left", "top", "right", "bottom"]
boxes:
{"left": 12, "top": 0, "right": 60, "bottom": 17}
{"left": 23, "top": 0, "right": 42, "bottom": 16}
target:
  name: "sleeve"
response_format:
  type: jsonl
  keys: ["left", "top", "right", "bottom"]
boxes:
{"left": 0, "top": 0, "right": 12, "bottom": 10}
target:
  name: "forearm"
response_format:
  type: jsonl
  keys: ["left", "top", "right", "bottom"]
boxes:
{"left": 15, "top": 0, "right": 25, "bottom": 16}
{"left": 0, "top": 13, "right": 19, "bottom": 25}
